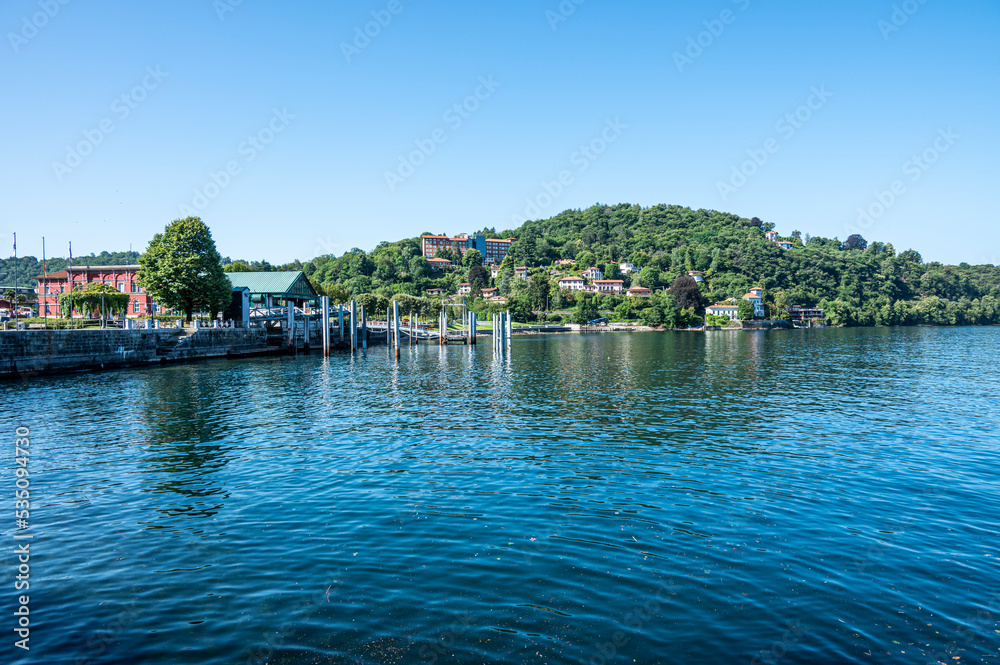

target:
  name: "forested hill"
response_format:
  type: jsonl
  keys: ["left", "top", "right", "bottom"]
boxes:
{"left": 499, "top": 203, "right": 1000, "bottom": 326}
{"left": 0, "top": 251, "right": 140, "bottom": 288}
{"left": 7, "top": 205, "right": 1000, "bottom": 327}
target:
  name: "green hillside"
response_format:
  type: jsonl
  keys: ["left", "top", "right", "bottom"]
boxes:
{"left": 297, "top": 204, "right": 1000, "bottom": 326}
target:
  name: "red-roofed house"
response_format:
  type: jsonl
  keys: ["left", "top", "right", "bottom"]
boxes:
{"left": 706, "top": 299, "right": 739, "bottom": 321}
{"left": 558, "top": 277, "right": 585, "bottom": 292}
{"left": 593, "top": 280, "right": 624, "bottom": 294}
{"left": 742, "top": 287, "right": 765, "bottom": 318}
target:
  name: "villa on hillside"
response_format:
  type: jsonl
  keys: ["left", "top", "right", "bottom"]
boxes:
{"left": 743, "top": 287, "right": 766, "bottom": 318}
{"left": 558, "top": 277, "right": 585, "bottom": 292}
{"left": 514, "top": 267, "right": 530, "bottom": 281}
{"left": 688, "top": 270, "right": 704, "bottom": 283}
{"left": 481, "top": 288, "right": 499, "bottom": 298}
{"left": 582, "top": 267, "right": 603, "bottom": 281}
{"left": 619, "top": 262, "right": 636, "bottom": 274}
{"left": 458, "top": 283, "right": 471, "bottom": 295}
{"left": 766, "top": 230, "right": 794, "bottom": 250}
{"left": 627, "top": 286, "right": 651, "bottom": 298}
{"left": 426, "top": 288, "right": 445, "bottom": 296}
{"left": 706, "top": 298, "right": 739, "bottom": 321}
{"left": 555, "top": 259, "right": 575, "bottom": 267}
{"left": 593, "top": 279, "right": 625, "bottom": 294}
{"left": 490, "top": 266, "right": 501, "bottom": 279}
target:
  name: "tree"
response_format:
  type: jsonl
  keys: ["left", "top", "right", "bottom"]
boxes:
{"left": 667, "top": 275, "right": 705, "bottom": 313}
{"left": 323, "top": 282, "right": 350, "bottom": 304}
{"left": 224, "top": 260, "right": 252, "bottom": 272}
{"left": 462, "top": 249, "right": 484, "bottom": 268}
{"left": 737, "top": 298, "right": 756, "bottom": 321}
{"left": 573, "top": 293, "right": 599, "bottom": 325}
{"left": 637, "top": 266, "right": 660, "bottom": 290}
{"left": 576, "top": 250, "right": 596, "bottom": 268}
{"left": 435, "top": 247, "right": 458, "bottom": 264}
{"left": 844, "top": 234, "right": 868, "bottom": 251}
{"left": 770, "top": 290, "right": 791, "bottom": 321}
{"left": 527, "top": 273, "right": 551, "bottom": 311}
{"left": 139, "top": 217, "right": 232, "bottom": 322}
{"left": 468, "top": 265, "right": 489, "bottom": 290}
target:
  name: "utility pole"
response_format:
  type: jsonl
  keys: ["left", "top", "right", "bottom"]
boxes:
{"left": 12, "top": 233, "right": 18, "bottom": 328}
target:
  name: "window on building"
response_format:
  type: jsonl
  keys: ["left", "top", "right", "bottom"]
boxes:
{"left": 118, "top": 282, "right": 125, "bottom": 292}
{"left": 133, "top": 302, "right": 140, "bottom": 313}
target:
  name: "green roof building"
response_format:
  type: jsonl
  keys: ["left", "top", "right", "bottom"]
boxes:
{"left": 224, "top": 271, "right": 319, "bottom": 307}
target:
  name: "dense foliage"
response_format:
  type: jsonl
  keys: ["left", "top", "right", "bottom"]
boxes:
{"left": 271, "top": 203, "right": 999, "bottom": 327}
{"left": 11, "top": 204, "right": 1000, "bottom": 328}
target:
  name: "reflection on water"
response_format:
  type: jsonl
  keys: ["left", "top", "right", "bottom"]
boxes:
{"left": 2, "top": 327, "right": 999, "bottom": 665}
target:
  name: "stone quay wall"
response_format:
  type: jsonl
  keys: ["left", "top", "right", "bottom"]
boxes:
{"left": 0, "top": 329, "right": 270, "bottom": 379}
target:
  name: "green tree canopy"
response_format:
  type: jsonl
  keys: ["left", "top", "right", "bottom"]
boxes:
{"left": 139, "top": 217, "right": 232, "bottom": 322}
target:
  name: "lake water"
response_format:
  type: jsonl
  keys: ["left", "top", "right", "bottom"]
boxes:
{"left": 2, "top": 327, "right": 999, "bottom": 664}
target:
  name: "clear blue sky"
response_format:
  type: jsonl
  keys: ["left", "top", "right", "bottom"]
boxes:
{"left": 1, "top": 0, "right": 997, "bottom": 265}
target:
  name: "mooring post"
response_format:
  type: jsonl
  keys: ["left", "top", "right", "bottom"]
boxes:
{"left": 361, "top": 305, "right": 368, "bottom": 352}
{"left": 287, "top": 301, "right": 296, "bottom": 352}
{"left": 392, "top": 300, "right": 400, "bottom": 351}
{"left": 471, "top": 312, "right": 477, "bottom": 345}
{"left": 386, "top": 307, "right": 391, "bottom": 346}
{"left": 322, "top": 297, "right": 331, "bottom": 357}
{"left": 338, "top": 305, "right": 344, "bottom": 343}
{"left": 350, "top": 300, "right": 357, "bottom": 353}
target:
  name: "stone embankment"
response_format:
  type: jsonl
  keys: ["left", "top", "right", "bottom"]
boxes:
{"left": 0, "top": 328, "right": 271, "bottom": 380}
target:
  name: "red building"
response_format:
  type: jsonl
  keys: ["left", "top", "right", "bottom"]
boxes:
{"left": 35, "top": 265, "right": 160, "bottom": 318}
{"left": 421, "top": 234, "right": 516, "bottom": 265}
